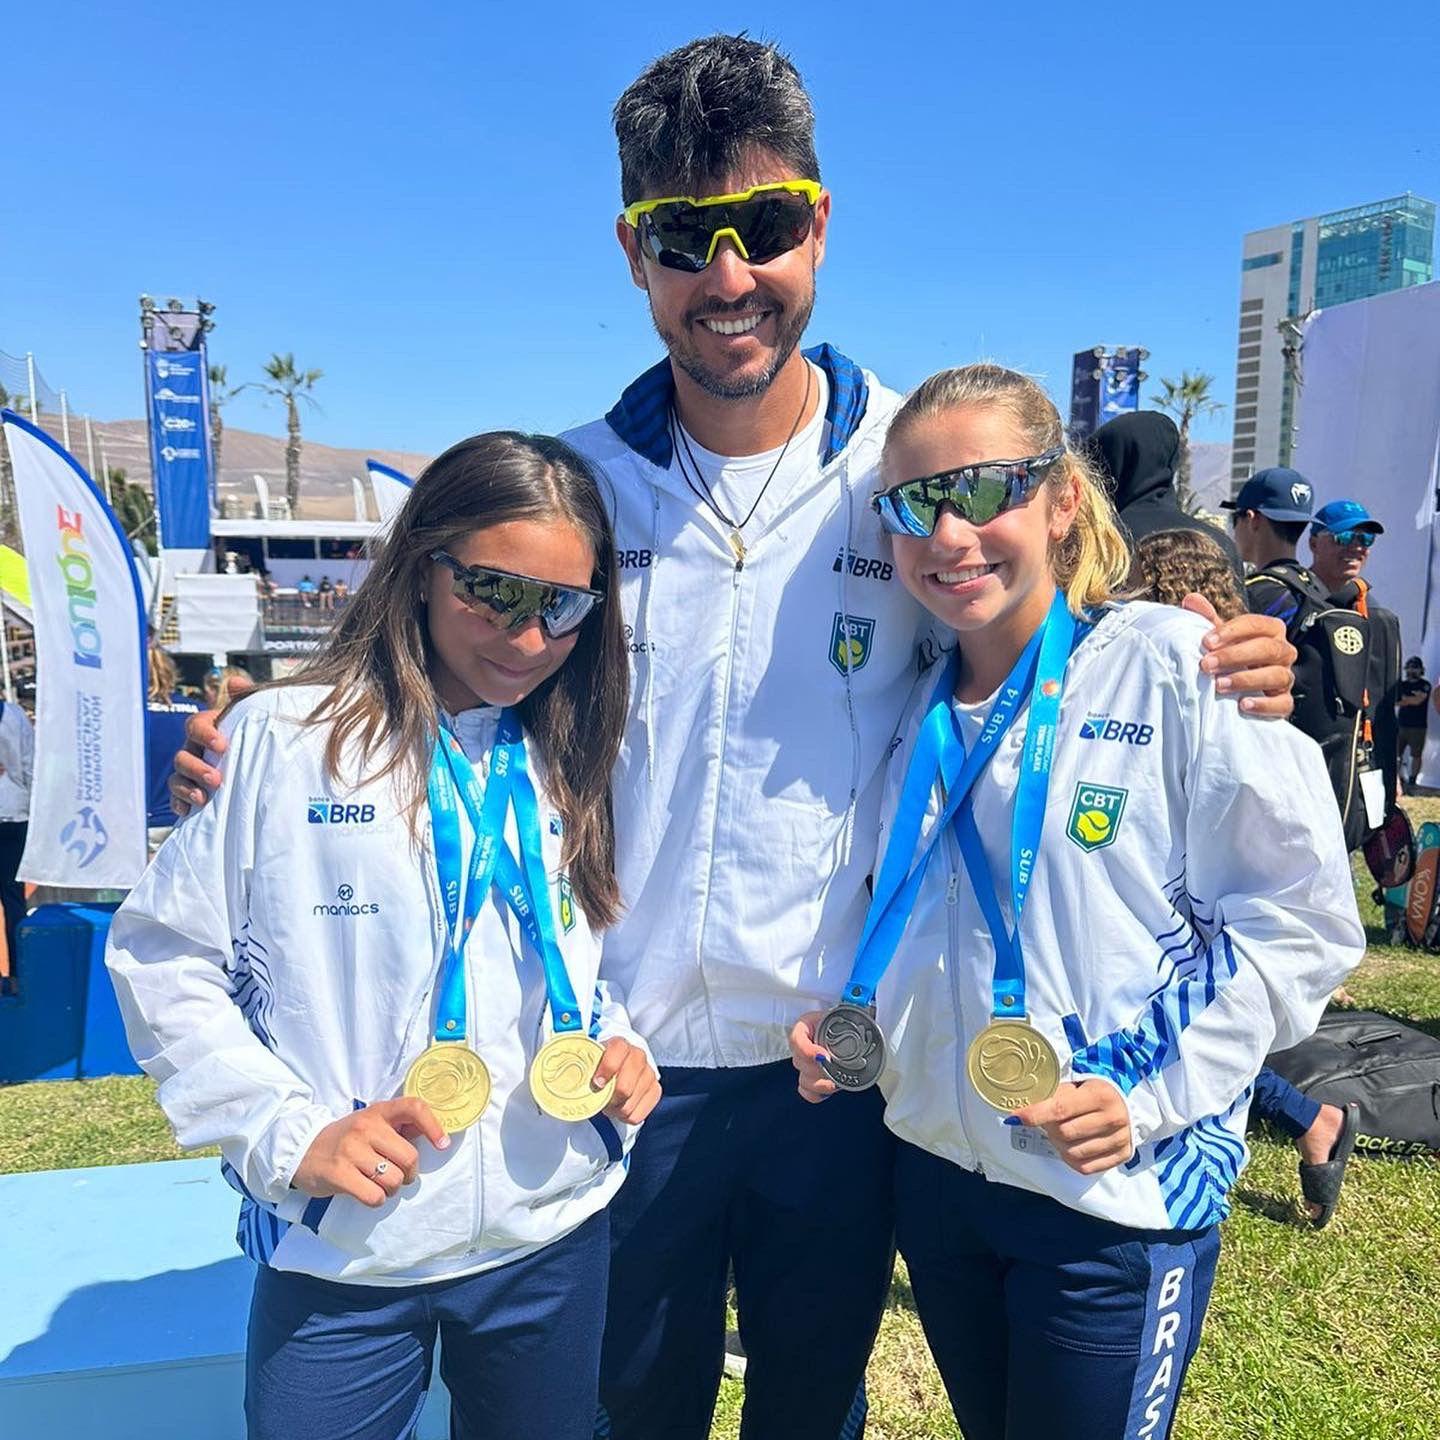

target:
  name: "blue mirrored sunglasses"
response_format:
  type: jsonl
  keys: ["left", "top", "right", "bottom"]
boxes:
{"left": 872, "top": 447, "right": 1065, "bottom": 538}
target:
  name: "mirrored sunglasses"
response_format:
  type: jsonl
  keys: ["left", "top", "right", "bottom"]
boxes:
{"left": 1325, "top": 529, "right": 1377, "bottom": 549}
{"left": 872, "top": 448, "right": 1066, "bottom": 538}
{"left": 431, "top": 552, "right": 602, "bottom": 638}
{"left": 623, "top": 180, "right": 821, "bottom": 273}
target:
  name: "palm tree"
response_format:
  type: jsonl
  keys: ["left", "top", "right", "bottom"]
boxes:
{"left": 207, "top": 363, "right": 242, "bottom": 480}
{"left": 108, "top": 468, "right": 158, "bottom": 555}
{"left": 1150, "top": 372, "right": 1225, "bottom": 514}
{"left": 252, "top": 353, "right": 322, "bottom": 513}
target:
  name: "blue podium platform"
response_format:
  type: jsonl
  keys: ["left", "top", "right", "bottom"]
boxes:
{"left": 0, "top": 903, "right": 141, "bottom": 1084}
{"left": 0, "top": 1160, "right": 451, "bottom": 1439}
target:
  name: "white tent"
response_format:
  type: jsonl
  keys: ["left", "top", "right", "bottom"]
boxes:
{"left": 1291, "top": 282, "right": 1440, "bottom": 653}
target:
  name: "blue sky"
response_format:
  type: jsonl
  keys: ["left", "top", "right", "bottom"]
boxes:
{"left": 3, "top": 1, "right": 1437, "bottom": 456}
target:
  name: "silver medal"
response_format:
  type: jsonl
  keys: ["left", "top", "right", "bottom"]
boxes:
{"left": 816, "top": 1003, "right": 887, "bottom": 1091}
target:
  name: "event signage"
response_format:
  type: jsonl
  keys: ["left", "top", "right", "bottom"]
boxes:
{"left": 1, "top": 411, "right": 148, "bottom": 887}
{"left": 146, "top": 347, "right": 213, "bottom": 550}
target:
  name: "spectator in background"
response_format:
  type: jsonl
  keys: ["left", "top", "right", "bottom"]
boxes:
{"left": 1131, "top": 525, "right": 1360, "bottom": 1229}
{"left": 333, "top": 578, "right": 349, "bottom": 603}
{"left": 0, "top": 692, "right": 34, "bottom": 983}
{"left": 145, "top": 643, "right": 200, "bottom": 850}
{"left": 317, "top": 575, "right": 335, "bottom": 611}
{"left": 1310, "top": 500, "right": 1402, "bottom": 817}
{"left": 202, "top": 665, "right": 255, "bottom": 711}
{"left": 1129, "top": 526, "right": 1244, "bottom": 619}
{"left": 297, "top": 574, "right": 317, "bottom": 608}
{"left": 1397, "top": 656, "right": 1431, "bottom": 793}
{"left": 1221, "top": 466, "right": 1315, "bottom": 602}
{"left": 1086, "top": 410, "right": 1244, "bottom": 578}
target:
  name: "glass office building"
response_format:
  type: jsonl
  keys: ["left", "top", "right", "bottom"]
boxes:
{"left": 1231, "top": 194, "right": 1435, "bottom": 481}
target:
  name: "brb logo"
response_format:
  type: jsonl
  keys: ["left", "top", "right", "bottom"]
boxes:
{"left": 1079, "top": 713, "right": 1153, "bottom": 745}
{"left": 58, "top": 806, "right": 109, "bottom": 868}
{"left": 307, "top": 796, "right": 376, "bottom": 825}
{"left": 56, "top": 506, "right": 102, "bottom": 671}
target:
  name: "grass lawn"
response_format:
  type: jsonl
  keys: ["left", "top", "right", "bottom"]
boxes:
{"left": 2, "top": 816, "right": 1438, "bottom": 1438}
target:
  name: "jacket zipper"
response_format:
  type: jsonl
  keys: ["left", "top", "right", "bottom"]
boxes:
{"left": 692, "top": 552, "right": 745, "bottom": 1062}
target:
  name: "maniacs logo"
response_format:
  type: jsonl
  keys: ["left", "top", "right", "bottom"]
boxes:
{"left": 833, "top": 547, "right": 894, "bottom": 583}
{"left": 313, "top": 883, "right": 381, "bottom": 917}
{"left": 1079, "top": 713, "right": 1154, "bottom": 746}
{"left": 1066, "top": 782, "right": 1128, "bottom": 852}
{"left": 830, "top": 612, "right": 875, "bottom": 676}
{"left": 58, "top": 805, "right": 109, "bottom": 868}
{"left": 307, "top": 796, "right": 377, "bottom": 825}
{"left": 622, "top": 623, "right": 656, "bottom": 654}
{"left": 56, "top": 506, "right": 102, "bottom": 671}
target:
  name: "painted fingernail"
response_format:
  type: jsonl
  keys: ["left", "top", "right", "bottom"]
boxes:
{"left": 436, "top": 1134, "right": 451, "bottom": 1150}
{"left": 1003, "top": 1115, "right": 1021, "bottom": 1126}
{"left": 815, "top": 1052, "right": 830, "bottom": 1065}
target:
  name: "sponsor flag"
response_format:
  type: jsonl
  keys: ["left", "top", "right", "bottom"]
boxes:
{"left": 2, "top": 411, "right": 148, "bottom": 886}
{"left": 146, "top": 347, "right": 213, "bottom": 550}
{"left": 366, "top": 459, "right": 413, "bottom": 526}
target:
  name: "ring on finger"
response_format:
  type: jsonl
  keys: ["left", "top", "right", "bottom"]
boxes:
{"left": 372, "top": 1159, "right": 390, "bottom": 1179}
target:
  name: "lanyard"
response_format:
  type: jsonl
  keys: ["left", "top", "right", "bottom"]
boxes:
{"left": 438, "top": 719, "right": 583, "bottom": 1036}
{"left": 949, "top": 597, "right": 1077, "bottom": 1019}
{"left": 426, "top": 712, "right": 520, "bottom": 1043}
{"left": 838, "top": 590, "right": 1071, "bottom": 1010}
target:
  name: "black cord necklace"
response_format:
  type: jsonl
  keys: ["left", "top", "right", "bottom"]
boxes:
{"left": 670, "top": 362, "right": 814, "bottom": 568}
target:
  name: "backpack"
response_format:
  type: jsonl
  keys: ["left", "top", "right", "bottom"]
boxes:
{"left": 1248, "top": 562, "right": 1374, "bottom": 849}
{"left": 1267, "top": 1010, "right": 1440, "bottom": 1158}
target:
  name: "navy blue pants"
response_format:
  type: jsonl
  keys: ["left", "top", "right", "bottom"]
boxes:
{"left": 246, "top": 1209, "right": 608, "bottom": 1440}
{"left": 1250, "top": 1065, "right": 1321, "bottom": 1140}
{"left": 894, "top": 1142, "right": 1219, "bottom": 1440}
{"left": 598, "top": 1060, "right": 893, "bottom": 1440}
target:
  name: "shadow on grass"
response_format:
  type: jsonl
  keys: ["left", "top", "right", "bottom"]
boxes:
{"left": 1231, "top": 1186, "right": 1307, "bottom": 1228}
{"left": 887, "top": 1266, "right": 919, "bottom": 1316}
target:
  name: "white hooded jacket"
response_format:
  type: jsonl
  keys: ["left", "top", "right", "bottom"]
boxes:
{"left": 873, "top": 603, "right": 1365, "bottom": 1231}
{"left": 564, "top": 345, "right": 935, "bottom": 1068}
{"left": 106, "top": 686, "right": 645, "bottom": 1284}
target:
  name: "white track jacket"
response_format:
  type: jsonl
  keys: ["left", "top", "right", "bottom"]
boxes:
{"left": 565, "top": 345, "right": 933, "bottom": 1067}
{"left": 875, "top": 603, "right": 1365, "bottom": 1231}
{"left": 106, "top": 687, "right": 644, "bottom": 1284}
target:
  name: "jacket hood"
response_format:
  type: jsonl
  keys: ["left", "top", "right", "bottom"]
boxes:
{"left": 1087, "top": 411, "right": 1181, "bottom": 510}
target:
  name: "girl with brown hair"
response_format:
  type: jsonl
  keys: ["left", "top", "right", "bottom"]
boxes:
{"left": 108, "top": 431, "right": 658, "bottom": 1440}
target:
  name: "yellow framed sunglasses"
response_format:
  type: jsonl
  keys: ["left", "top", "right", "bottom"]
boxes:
{"left": 622, "top": 179, "right": 822, "bottom": 273}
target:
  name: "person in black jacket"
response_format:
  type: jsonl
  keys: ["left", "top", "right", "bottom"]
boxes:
{"left": 1085, "top": 410, "right": 1244, "bottom": 578}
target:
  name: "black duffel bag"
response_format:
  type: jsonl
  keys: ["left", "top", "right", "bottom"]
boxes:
{"left": 1267, "top": 1010, "right": 1440, "bottom": 1158}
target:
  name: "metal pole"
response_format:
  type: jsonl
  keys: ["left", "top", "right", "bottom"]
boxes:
{"left": 25, "top": 354, "right": 37, "bottom": 422}
{"left": 0, "top": 607, "right": 12, "bottom": 703}
{"left": 59, "top": 390, "right": 71, "bottom": 451}
{"left": 99, "top": 437, "right": 113, "bottom": 503}
{"left": 85, "top": 415, "right": 97, "bottom": 481}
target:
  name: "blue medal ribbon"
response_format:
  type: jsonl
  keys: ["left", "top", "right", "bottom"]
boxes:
{"left": 839, "top": 590, "right": 1073, "bottom": 1010}
{"left": 431, "top": 713, "right": 584, "bottom": 1039}
{"left": 945, "top": 594, "right": 1077, "bottom": 1019}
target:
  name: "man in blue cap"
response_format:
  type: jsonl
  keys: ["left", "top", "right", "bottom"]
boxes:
{"left": 1309, "top": 499, "right": 1384, "bottom": 597}
{"left": 1311, "top": 498, "right": 1401, "bottom": 825}
{"left": 1221, "top": 466, "right": 1318, "bottom": 624}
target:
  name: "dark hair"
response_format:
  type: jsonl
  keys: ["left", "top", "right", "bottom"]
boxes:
{"left": 614, "top": 34, "right": 820, "bottom": 204}
{"left": 277, "top": 432, "right": 629, "bottom": 929}
{"left": 1130, "top": 528, "right": 1244, "bottom": 621}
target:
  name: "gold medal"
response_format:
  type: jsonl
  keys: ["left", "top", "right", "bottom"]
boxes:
{"left": 403, "top": 1041, "right": 492, "bottom": 1132}
{"left": 529, "top": 1033, "right": 614, "bottom": 1122}
{"left": 966, "top": 1018, "right": 1060, "bottom": 1112}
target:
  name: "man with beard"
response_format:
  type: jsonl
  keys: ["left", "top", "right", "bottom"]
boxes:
{"left": 170, "top": 35, "right": 1298, "bottom": 1440}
